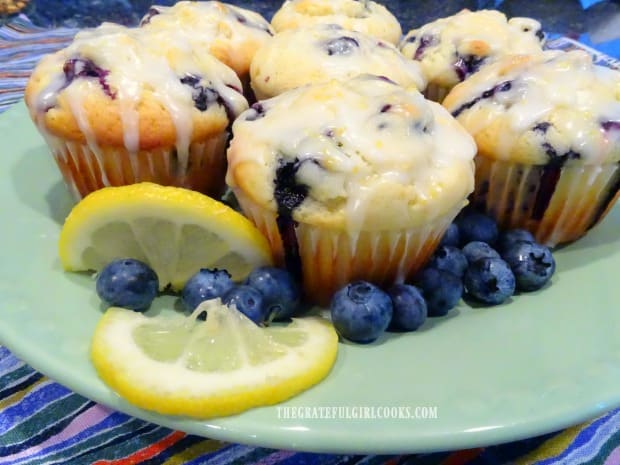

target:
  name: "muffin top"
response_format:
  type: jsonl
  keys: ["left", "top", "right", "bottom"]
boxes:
{"left": 271, "top": 0, "right": 402, "bottom": 45}
{"left": 139, "top": 1, "right": 274, "bottom": 77}
{"left": 226, "top": 76, "right": 476, "bottom": 231}
{"left": 25, "top": 23, "right": 248, "bottom": 155}
{"left": 250, "top": 24, "right": 426, "bottom": 99}
{"left": 442, "top": 50, "right": 620, "bottom": 166}
{"left": 400, "top": 9, "right": 545, "bottom": 90}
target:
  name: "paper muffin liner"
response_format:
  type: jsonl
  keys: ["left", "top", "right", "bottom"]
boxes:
{"left": 470, "top": 156, "right": 620, "bottom": 247}
{"left": 423, "top": 83, "right": 451, "bottom": 103}
{"left": 234, "top": 190, "right": 459, "bottom": 305}
{"left": 42, "top": 131, "right": 229, "bottom": 201}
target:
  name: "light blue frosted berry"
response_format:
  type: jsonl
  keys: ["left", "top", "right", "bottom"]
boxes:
{"left": 330, "top": 281, "right": 393, "bottom": 344}
{"left": 182, "top": 268, "right": 234, "bottom": 312}
{"left": 502, "top": 241, "right": 555, "bottom": 291}
{"left": 388, "top": 284, "right": 427, "bottom": 331}
{"left": 464, "top": 258, "right": 515, "bottom": 305}
{"left": 428, "top": 245, "right": 468, "bottom": 277}
{"left": 96, "top": 258, "right": 158, "bottom": 312}
{"left": 415, "top": 268, "right": 462, "bottom": 317}
{"left": 462, "top": 241, "right": 501, "bottom": 264}
{"left": 222, "top": 285, "right": 267, "bottom": 324}
{"left": 245, "top": 266, "right": 300, "bottom": 321}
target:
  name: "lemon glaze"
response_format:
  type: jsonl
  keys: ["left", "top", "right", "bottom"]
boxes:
{"left": 28, "top": 22, "right": 247, "bottom": 179}
{"left": 442, "top": 50, "right": 620, "bottom": 165}
{"left": 227, "top": 76, "right": 476, "bottom": 232}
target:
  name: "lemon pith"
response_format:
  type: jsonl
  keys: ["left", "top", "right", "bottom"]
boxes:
{"left": 58, "top": 183, "right": 273, "bottom": 289}
{"left": 91, "top": 302, "right": 339, "bottom": 418}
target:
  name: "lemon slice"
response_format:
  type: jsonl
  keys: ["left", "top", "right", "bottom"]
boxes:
{"left": 91, "top": 301, "right": 338, "bottom": 418}
{"left": 58, "top": 183, "right": 273, "bottom": 290}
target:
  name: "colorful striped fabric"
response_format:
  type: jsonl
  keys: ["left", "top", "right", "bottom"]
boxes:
{"left": 1, "top": 12, "right": 620, "bottom": 465}
{"left": 2, "top": 346, "right": 620, "bottom": 465}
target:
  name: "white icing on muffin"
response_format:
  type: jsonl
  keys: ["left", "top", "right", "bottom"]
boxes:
{"left": 27, "top": 23, "right": 247, "bottom": 163}
{"left": 139, "top": 1, "right": 274, "bottom": 77}
{"left": 250, "top": 24, "right": 425, "bottom": 99}
{"left": 227, "top": 75, "right": 476, "bottom": 232}
{"left": 442, "top": 50, "right": 620, "bottom": 165}
{"left": 400, "top": 9, "right": 545, "bottom": 91}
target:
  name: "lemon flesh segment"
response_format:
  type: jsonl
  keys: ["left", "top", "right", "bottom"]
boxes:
{"left": 91, "top": 301, "right": 339, "bottom": 419}
{"left": 58, "top": 183, "right": 273, "bottom": 289}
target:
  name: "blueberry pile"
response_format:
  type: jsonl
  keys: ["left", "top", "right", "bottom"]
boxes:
{"left": 329, "top": 210, "right": 556, "bottom": 344}
{"left": 94, "top": 212, "right": 555, "bottom": 342}
{"left": 95, "top": 262, "right": 300, "bottom": 325}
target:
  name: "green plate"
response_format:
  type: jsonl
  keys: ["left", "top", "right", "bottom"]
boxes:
{"left": 1, "top": 102, "right": 619, "bottom": 454}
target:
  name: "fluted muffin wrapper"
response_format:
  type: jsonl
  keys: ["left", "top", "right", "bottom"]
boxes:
{"left": 234, "top": 190, "right": 460, "bottom": 305}
{"left": 42, "top": 131, "right": 229, "bottom": 200}
{"left": 470, "top": 156, "right": 620, "bottom": 247}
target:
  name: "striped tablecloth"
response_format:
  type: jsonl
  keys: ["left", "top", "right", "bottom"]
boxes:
{"left": 1, "top": 13, "right": 620, "bottom": 465}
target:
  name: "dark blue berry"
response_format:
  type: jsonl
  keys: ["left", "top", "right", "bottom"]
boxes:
{"left": 415, "top": 268, "right": 462, "bottom": 317}
{"left": 330, "top": 281, "right": 393, "bottom": 344}
{"left": 502, "top": 242, "right": 555, "bottom": 292}
{"left": 462, "top": 241, "right": 501, "bottom": 264}
{"left": 245, "top": 266, "right": 300, "bottom": 321}
{"left": 428, "top": 245, "right": 468, "bottom": 277}
{"left": 222, "top": 285, "right": 266, "bottom": 324}
{"left": 451, "top": 80, "right": 512, "bottom": 118}
{"left": 439, "top": 222, "right": 460, "bottom": 247}
{"left": 388, "top": 284, "right": 427, "bottom": 331}
{"left": 456, "top": 212, "right": 499, "bottom": 245}
{"left": 453, "top": 54, "right": 485, "bottom": 81}
{"left": 96, "top": 259, "right": 158, "bottom": 311}
{"left": 324, "top": 36, "right": 359, "bottom": 56}
{"left": 497, "top": 229, "right": 535, "bottom": 255}
{"left": 182, "top": 268, "right": 234, "bottom": 312}
{"left": 63, "top": 58, "right": 115, "bottom": 98}
{"left": 464, "top": 258, "right": 515, "bottom": 305}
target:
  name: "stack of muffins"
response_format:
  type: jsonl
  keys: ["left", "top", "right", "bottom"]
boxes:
{"left": 26, "top": 0, "right": 620, "bottom": 305}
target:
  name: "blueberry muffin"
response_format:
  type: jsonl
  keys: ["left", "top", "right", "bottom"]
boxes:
{"left": 400, "top": 9, "right": 545, "bottom": 102}
{"left": 250, "top": 24, "right": 425, "bottom": 100}
{"left": 226, "top": 75, "right": 476, "bottom": 304}
{"left": 139, "top": 1, "right": 274, "bottom": 99}
{"left": 25, "top": 23, "right": 248, "bottom": 200}
{"left": 442, "top": 50, "right": 620, "bottom": 246}
{"left": 271, "top": 0, "right": 402, "bottom": 45}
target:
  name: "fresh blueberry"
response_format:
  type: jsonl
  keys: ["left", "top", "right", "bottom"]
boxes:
{"left": 439, "top": 222, "right": 460, "bottom": 247}
{"left": 414, "top": 268, "right": 462, "bottom": 317}
{"left": 182, "top": 268, "right": 234, "bottom": 313}
{"left": 222, "top": 285, "right": 266, "bottom": 324}
{"left": 387, "top": 284, "right": 427, "bottom": 331}
{"left": 462, "top": 241, "right": 501, "bottom": 264}
{"left": 464, "top": 258, "right": 515, "bottom": 305}
{"left": 497, "top": 229, "right": 536, "bottom": 255}
{"left": 456, "top": 212, "right": 499, "bottom": 245}
{"left": 502, "top": 242, "right": 556, "bottom": 292}
{"left": 245, "top": 266, "right": 300, "bottom": 321}
{"left": 330, "top": 281, "right": 393, "bottom": 344}
{"left": 427, "top": 245, "right": 468, "bottom": 277}
{"left": 96, "top": 258, "right": 158, "bottom": 311}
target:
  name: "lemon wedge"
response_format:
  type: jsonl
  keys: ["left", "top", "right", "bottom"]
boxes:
{"left": 91, "top": 301, "right": 338, "bottom": 418}
{"left": 58, "top": 183, "right": 273, "bottom": 290}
